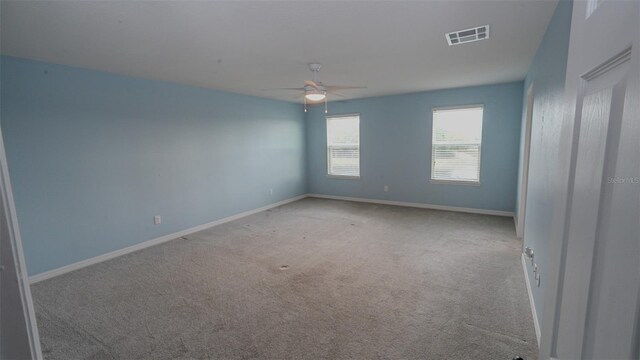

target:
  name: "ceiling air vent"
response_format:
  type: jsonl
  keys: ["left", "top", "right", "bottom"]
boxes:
{"left": 446, "top": 25, "right": 490, "bottom": 46}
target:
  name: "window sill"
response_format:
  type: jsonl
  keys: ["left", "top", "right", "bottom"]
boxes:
{"left": 327, "top": 175, "right": 361, "bottom": 180}
{"left": 430, "top": 179, "right": 480, "bottom": 186}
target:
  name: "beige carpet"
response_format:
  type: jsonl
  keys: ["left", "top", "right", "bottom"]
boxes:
{"left": 31, "top": 198, "right": 537, "bottom": 359}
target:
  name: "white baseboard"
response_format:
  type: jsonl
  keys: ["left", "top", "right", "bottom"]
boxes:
{"left": 29, "top": 193, "right": 515, "bottom": 284}
{"left": 522, "top": 253, "right": 541, "bottom": 346}
{"left": 307, "top": 193, "right": 515, "bottom": 217}
{"left": 29, "top": 194, "right": 307, "bottom": 284}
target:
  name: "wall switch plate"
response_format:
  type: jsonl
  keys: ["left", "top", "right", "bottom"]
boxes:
{"left": 269, "top": 189, "right": 274, "bottom": 195}
{"left": 384, "top": 185, "right": 389, "bottom": 192}
{"left": 154, "top": 215, "right": 161, "bottom": 225}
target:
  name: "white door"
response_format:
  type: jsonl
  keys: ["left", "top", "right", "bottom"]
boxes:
{"left": 540, "top": 1, "right": 639, "bottom": 359}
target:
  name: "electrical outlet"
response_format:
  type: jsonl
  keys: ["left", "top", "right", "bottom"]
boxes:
{"left": 269, "top": 188, "right": 274, "bottom": 195}
{"left": 154, "top": 215, "right": 161, "bottom": 225}
{"left": 384, "top": 185, "right": 389, "bottom": 192}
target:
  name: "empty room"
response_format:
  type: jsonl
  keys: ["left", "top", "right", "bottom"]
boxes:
{"left": 1, "top": 1, "right": 638, "bottom": 359}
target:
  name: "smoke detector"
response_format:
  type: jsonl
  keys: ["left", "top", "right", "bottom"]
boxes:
{"left": 446, "top": 25, "right": 490, "bottom": 46}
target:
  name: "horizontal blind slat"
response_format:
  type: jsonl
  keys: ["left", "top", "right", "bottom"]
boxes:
{"left": 329, "top": 146, "right": 360, "bottom": 176}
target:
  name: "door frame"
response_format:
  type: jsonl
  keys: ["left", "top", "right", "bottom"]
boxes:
{"left": 517, "top": 83, "right": 534, "bottom": 239}
{"left": 0, "top": 127, "right": 43, "bottom": 359}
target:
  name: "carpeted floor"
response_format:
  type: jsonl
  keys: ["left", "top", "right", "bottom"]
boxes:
{"left": 31, "top": 198, "right": 538, "bottom": 359}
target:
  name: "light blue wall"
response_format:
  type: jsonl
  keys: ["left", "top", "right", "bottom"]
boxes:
{"left": 0, "top": 56, "right": 306, "bottom": 276}
{"left": 306, "top": 82, "right": 524, "bottom": 212}
{"left": 516, "top": 0, "right": 572, "bottom": 328}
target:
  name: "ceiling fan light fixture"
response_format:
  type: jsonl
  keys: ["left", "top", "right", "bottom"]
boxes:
{"left": 305, "top": 91, "right": 326, "bottom": 102}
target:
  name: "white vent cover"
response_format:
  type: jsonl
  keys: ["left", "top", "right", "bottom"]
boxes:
{"left": 446, "top": 25, "right": 490, "bottom": 46}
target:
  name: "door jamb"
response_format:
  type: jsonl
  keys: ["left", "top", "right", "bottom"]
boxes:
{"left": 517, "top": 83, "right": 535, "bottom": 239}
{"left": 0, "top": 127, "right": 43, "bottom": 359}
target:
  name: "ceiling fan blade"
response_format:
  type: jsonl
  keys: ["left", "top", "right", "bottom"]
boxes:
{"left": 260, "top": 87, "right": 305, "bottom": 91}
{"left": 328, "top": 91, "right": 348, "bottom": 98}
{"left": 304, "top": 80, "right": 320, "bottom": 89}
{"left": 325, "top": 85, "right": 367, "bottom": 91}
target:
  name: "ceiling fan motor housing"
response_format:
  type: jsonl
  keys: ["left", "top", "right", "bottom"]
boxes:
{"left": 309, "top": 63, "right": 322, "bottom": 72}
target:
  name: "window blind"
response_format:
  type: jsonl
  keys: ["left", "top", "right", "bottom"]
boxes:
{"left": 431, "top": 106, "right": 483, "bottom": 183}
{"left": 327, "top": 115, "right": 360, "bottom": 177}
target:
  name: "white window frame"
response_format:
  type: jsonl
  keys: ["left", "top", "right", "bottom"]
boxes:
{"left": 326, "top": 114, "right": 360, "bottom": 179}
{"left": 430, "top": 104, "right": 483, "bottom": 185}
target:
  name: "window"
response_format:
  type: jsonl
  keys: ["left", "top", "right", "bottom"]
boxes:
{"left": 327, "top": 114, "right": 360, "bottom": 178}
{"left": 431, "top": 106, "right": 483, "bottom": 184}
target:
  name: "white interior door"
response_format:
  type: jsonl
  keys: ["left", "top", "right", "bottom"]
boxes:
{"left": 540, "top": 1, "right": 639, "bottom": 359}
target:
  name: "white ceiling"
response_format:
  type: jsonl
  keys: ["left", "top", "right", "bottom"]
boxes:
{"left": 1, "top": 1, "right": 558, "bottom": 102}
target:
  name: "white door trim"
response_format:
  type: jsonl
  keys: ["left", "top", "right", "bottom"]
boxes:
{"left": 522, "top": 253, "right": 541, "bottom": 346}
{"left": 0, "top": 127, "right": 43, "bottom": 359}
{"left": 517, "top": 83, "right": 534, "bottom": 239}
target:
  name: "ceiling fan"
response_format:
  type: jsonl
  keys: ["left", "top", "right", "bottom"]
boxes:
{"left": 263, "top": 63, "right": 366, "bottom": 113}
